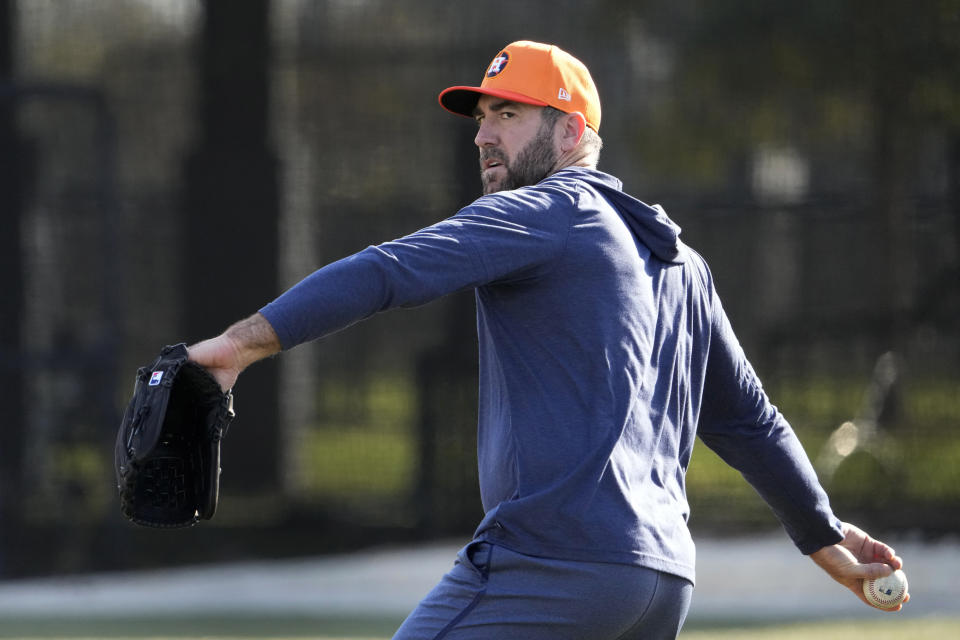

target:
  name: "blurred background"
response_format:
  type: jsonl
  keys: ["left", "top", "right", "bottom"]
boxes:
{"left": 0, "top": 0, "right": 957, "bottom": 581}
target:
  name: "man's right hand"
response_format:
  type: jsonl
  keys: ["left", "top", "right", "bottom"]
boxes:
{"left": 809, "top": 521, "right": 909, "bottom": 611}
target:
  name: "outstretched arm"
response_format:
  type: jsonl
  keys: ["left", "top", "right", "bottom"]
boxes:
{"left": 188, "top": 312, "right": 281, "bottom": 392}
{"left": 809, "top": 521, "right": 909, "bottom": 611}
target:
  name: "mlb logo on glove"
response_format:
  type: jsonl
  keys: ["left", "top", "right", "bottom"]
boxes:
{"left": 149, "top": 371, "right": 164, "bottom": 386}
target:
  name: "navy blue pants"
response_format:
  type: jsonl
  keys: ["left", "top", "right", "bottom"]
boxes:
{"left": 393, "top": 542, "right": 693, "bottom": 639}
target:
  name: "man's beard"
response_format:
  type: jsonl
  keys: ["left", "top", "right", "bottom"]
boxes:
{"left": 480, "top": 122, "right": 558, "bottom": 195}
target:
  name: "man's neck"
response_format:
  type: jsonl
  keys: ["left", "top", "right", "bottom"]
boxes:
{"left": 548, "top": 151, "right": 597, "bottom": 177}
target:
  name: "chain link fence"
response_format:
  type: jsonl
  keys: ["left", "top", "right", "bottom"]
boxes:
{"left": 1, "top": 0, "right": 957, "bottom": 577}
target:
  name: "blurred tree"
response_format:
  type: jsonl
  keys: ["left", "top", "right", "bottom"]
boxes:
{"left": 182, "top": 0, "right": 281, "bottom": 498}
{"left": 604, "top": 0, "right": 960, "bottom": 336}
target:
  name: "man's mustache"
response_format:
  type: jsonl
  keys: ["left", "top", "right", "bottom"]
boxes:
{"left": 479, "top": 148, "right": 508, "bottom": 169}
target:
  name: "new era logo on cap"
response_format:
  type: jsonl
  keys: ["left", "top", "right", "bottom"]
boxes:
{"left": 149, "top": 371, "right": 164, "bottom": 386}
{"left": 558, "top": 87, "right": 571, "bottom": 102}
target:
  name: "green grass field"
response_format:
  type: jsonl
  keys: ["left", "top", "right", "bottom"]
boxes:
{"left": 681, "top": 618, "right": 960, "bottom": 639}
{"left": 0, "top": 616, "right": 956, "bottom": 640}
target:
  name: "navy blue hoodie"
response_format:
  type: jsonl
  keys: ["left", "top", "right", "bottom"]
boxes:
{"left": 260, "top": 167, "right": 843, "bottom": 582}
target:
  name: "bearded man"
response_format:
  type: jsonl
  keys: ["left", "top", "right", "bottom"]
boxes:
{"left": 189, "top": 41, "right": 907, "bottom": 639}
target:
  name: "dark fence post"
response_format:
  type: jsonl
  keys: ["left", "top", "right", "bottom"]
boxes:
{"left": 182, "top": 0, "right": 280, "bottom": 497}
{"left": 415, "top": 120, "right": 483, "bottom": 535}
{"left": 0, "top": 0, "right": 26, "bottom": 577}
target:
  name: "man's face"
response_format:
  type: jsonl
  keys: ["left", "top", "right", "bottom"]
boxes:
{"left": 473, "top": 96, "right": 559, "bottom": 195}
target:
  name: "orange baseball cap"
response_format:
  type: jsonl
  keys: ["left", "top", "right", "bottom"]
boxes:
{"left": 439, "top": 41, "right": 602, "bottom": 132}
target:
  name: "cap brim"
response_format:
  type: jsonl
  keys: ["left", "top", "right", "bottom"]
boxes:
{"left": 439, "top": 86, "right": 550, "bottom": 119}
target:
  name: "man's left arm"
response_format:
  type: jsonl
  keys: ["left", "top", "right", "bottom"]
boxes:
{"left": 190, "top": 192, "right": 570, "bottom": 379}
{"left": 260, "top": 194, "right": 570, "bottom": 350}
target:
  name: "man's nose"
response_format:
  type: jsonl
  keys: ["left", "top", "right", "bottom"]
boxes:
{"left": 474, "top": 120, "right": 496, "bottom": 147}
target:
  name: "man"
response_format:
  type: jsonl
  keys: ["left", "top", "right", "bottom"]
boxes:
{"left": 189, "top": 41, "right": 908, "bottom": 638}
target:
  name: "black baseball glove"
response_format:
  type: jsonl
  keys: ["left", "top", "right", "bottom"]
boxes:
{"left": 115, "top": 343, "right": 234, "bottom": 528}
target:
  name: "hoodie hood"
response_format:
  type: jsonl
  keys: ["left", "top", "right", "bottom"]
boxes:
{"left": 560, "top": 168, "right": 686, "bottom": 264}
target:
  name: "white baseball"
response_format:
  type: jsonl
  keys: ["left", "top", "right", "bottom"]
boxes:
{"left": 862, "top": 569, "right": 908, "bottom": 609}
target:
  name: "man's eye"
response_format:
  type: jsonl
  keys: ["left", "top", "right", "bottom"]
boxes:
{"left": 499, "top": 112, "right": 514, "bottom": 119}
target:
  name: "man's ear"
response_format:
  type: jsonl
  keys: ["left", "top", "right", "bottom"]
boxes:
{"left": 558, "top": 112, "right": 587, "bottom": 153}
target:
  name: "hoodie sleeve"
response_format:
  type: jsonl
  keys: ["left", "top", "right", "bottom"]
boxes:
{"left": 697, "top": 291, "right": 844, "bottom": 554}
{"left": 259, "top": 187, "right": 573, "bottom": 350}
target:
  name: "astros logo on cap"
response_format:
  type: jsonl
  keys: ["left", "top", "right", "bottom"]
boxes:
{"left": 487, "top": 52, "right": 509, "bottom": 77}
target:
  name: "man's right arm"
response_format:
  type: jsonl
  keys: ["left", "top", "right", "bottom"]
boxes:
{"left": 697, "top": 293, "right": 844, "bottom": 553}
{"left": 698, "top": 292, "right": 907, "bottom": 610}
{"left": 188, "top": 312, "right": 281, "bottom": 392}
